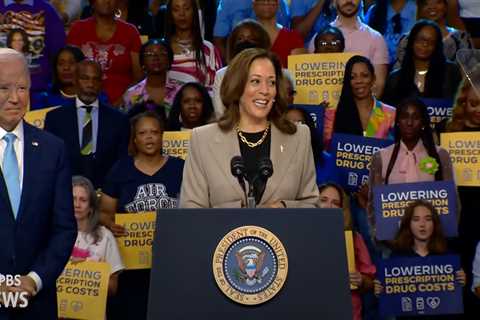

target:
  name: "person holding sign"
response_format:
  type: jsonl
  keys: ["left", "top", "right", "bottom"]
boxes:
{"left": 101, "top": 111, "right": 184, "bottom": 320}
{"left": 383, "top": 20, "right": 462, "bottom": 107}
{"left": 313, "top": 26, "right": 345, "bottom": 54}
{"left": 374, "top": 200, "right": 466, "bottom": 319}
{"left": 72, "top": 176, "right": 124, "bottom": 296}
{"left": 369, "top": 98, "right": 454, "bottom": 230}
{"left": 167, "top": 82, "right": 215, "bottom": 131}
{"left": 333, "top": 55, "right": 396, "bottom": 141}
{"left": 318, "top": 183, "right": 376, "bottom": 320}
{"left": 180, "top": 48, "right": 319, "bottom": 208}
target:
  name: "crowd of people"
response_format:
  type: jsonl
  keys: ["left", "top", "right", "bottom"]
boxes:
{"left": 0, "top": 0, "right": 480, "bottom": 319}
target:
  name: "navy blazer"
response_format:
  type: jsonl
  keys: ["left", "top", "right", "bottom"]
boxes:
{"left": 0, "top": 122, "right": 77, "bottom": 320}
{"left": 44, "top": 102, "right": 130, "bottom": 189}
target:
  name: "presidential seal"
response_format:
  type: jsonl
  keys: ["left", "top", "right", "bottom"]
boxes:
{"left": 212, "top": 226, "right": 288, "bottom": 305}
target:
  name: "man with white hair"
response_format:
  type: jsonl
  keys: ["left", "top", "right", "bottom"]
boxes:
{"left": 0, "top": 48, "right": 76, "bottom": 319}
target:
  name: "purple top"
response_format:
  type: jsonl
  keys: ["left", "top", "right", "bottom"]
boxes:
{"left": 0, "top": 0, "right": 66, "bottom": 92}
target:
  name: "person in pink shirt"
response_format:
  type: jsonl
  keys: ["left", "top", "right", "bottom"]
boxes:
{"left": 313, "top": 0, "right": 389, "bottom": 97}
{"left": 67, "top": 0, "right": 143, "bottom": 106}
{"left": 368, "top": 98, "right": 455, "bottom": 231}
{"left": 318, "top": 182, "right": 376, "bottom": 320}
{"left": 252, "top": 0, "right": 306, "bottom": 67}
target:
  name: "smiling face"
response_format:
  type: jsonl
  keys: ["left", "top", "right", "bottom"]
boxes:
{"left": 134, "top": 116, "right": 163, "bottom": 156}
{"left": 464, "top": 86, "right": 480, "bottom": 128}
{"left": 350, "top": 62, "right": 375, "bottom": 100}
{"left": 239, "top": 57, "right": 277, "bottom": 125}
{"left": 418, "top": 0, "right": 447, "bottom": 23}
{"left": 410, "top": 205, "right": 434, "bottom": 242}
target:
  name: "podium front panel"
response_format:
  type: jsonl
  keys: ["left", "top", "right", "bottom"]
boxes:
{"left": 147, "top": 208, "right": 352, "bottom": 319}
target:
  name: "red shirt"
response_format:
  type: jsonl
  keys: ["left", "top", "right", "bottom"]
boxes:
{"left": 271, "top": 28, "right": 304, "bottom": 68}
{"left": 67, "top": 17, "right": 142, "bottom": 104}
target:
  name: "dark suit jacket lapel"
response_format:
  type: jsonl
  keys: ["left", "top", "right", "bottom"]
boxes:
{"left": 17, "top": 122, "right": 37, "bottom": 222}
{"left": 65, "top": 104, "right": 81, "bottom": 153}
{"left": 261, "top": 124, "right": 297, "bottom": 204}
{"left": 208, "top": 127, "right": 245, "bottom": 200}
{"left": 96, "top": 104, "right": 106, "bottom": 155}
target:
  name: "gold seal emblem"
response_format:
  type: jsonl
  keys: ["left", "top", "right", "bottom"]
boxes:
{"left": 212, "top": 226, "right": 288, "bottom": 305}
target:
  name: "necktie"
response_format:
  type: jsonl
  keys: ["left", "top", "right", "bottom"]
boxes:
{"left": 81, "top": 106, "right": 93, "bottom": 155}
{"left": 3, "top": 133, "right": 20, "bottom": 218}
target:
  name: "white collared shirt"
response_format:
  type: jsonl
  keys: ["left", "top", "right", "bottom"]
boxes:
{"left": 0, "top": 120, "right": 24, "bottom": 188}
{"left": 75, "top": 97, "right": 99, "bottom": 153}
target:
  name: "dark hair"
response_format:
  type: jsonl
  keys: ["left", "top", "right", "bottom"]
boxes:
{"left": 384, "top": 98, "right": 443, "bottom": 183}
{"left": 139, "top": 38, "right": 174, "bottom": 68}
{"left": 128, "top": 111, "right": 166, "bottom": 156}
{"left": 396, "top": 20, "right": 446, "bottom": 100}
{"left": 51, "top": 45, "right": 85, "bottom": 94}
{"left": 314, "top": 26, "right": 345, "bottom": 52}
{"left": 287, "top": 106, "right": 324, "bottom": 164}
{"left": 393, "top": 200, "right": 447, "bottom": 254}
{"left": 219, "top": 48, "right": 296, "bottom": 134}
{"left": 318, "top": 182, "right": 352, "bottom": 230}
{"left": 168, "top": 82, "right": 214, "bottom": 130}
{"left": 333, "top": 55, "right": 375, "bottom": 136}
{"left": 165, "top": 0, "right": 206, "bottom": 81}
{"left": 72, "top": 175, "right": 101, "bottom": 244}
{"left": 6, "top": 28, "right": 29, "bottom": 53}
{"left": 226, "top": 19, "right": 271, "bottom": 63}
{"left": 366, "top": 0, "right": 389, "bottom": 35}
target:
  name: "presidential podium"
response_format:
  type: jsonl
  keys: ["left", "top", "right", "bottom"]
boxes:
{"left": 147, "top": 208, "right": 353, "bottom": 319}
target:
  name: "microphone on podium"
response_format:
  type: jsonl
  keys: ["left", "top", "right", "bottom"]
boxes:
{"left": 230, "top": 156, "right": 251, "bottom": 207}
{"left": 257, "top": 158, "right": 273, "bottom": 203}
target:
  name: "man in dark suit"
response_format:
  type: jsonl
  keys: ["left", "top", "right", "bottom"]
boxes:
{"left": 0, "top": 49, "right": 76, "bottom": 319}
{"left": 44, "top": 60, "right": 130, "bottom": 189}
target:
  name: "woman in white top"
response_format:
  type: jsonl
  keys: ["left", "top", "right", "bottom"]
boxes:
{"left": 72, "top": 175, "right": 124, "bottom": 296}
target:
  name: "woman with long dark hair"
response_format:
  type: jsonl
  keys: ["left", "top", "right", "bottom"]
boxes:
{"left": 368, "top": 98, "right": 454, "bottom": 233}
{"left": 333, "top": 55, "right": 396, "bottom": 141}
{"left": 383, "top": 20, "right": 462, "bottom": 106}
{"left": 168, "top": 82, "right": 214, "bottom": 130}
{"left": 164, "top": 0, "right": 221, "bottom": 104}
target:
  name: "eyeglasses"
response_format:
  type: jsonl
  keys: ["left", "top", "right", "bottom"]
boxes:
{"left": 318, "top": 40, "right": 341, "bottom": 47}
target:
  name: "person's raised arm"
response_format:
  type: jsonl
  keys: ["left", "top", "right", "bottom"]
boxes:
{"left": 292, "top": 1, "right": 326, "bottom": 39}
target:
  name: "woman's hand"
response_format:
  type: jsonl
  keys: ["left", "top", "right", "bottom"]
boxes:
{"left": 350, "top": 271, "right": 363, "bottom": 289}
{"left": 456, "top": 269, "right": 467, "bottom": 286}
{"left": 373, "top": 279, "right": 384, "bottom": 297}
{"left": 355, "top": 183, "right": 369, "bottom": 209}
{"left": 107, "top": 222, "right": 128, "bottom": 237}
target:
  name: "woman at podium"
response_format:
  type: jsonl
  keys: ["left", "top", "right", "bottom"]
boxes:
{"left": 180, "top": 48, "right": 319, "bottom": 208}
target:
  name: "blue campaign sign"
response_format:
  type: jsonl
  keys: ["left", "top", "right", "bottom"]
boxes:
{"left": 373, "top": 181, "right": 458, "bottom": 240}
{"left": 290, "top": 104, "right": 325, "bottom": 144}
{"left": 420, "top": 98, "right": 452, "bottom": 128}
{"left": 331, "top": 133, "right": 393, "bottom": 192}
{"left": 379, "top": 255, "right": 463, "bottom": 317}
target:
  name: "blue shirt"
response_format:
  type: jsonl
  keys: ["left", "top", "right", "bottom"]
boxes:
{"left": 291, "top": 0, "right": 336, "bottom": 42}
{"left": 103, "top": 156, "right": 185, "bottom": 212}
{"left": 213, "top": 0, "right": 290, "bottom": 37}
{"left": 365, "top": 0, "right": 416, "bottom": 65}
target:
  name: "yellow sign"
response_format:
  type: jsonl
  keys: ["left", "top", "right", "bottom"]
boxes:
{"left": 213, "top": 226, "right": 288, "bottom": 305}
{"left": 24, "top": 106, "right": 59, "bottom": 129}
{"left": 440, "top": 132, "right": 480, "bottom": 186}
{"left": 57, "top": 261, "right": 110, "bottom": 320}
{"left": 162, "top": 131, "right": 191, "bottom": 160}
{"left": 288, "top": 52, "right": 355, "bottom": 106}
{"left": 115, "top": 211, "right": 156, "bottom": 269}
{"left": 344, "top": 230, "right": 357, "bottom": 289}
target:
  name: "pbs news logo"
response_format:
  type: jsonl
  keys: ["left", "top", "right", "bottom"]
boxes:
{"left": 0, "top": 275, "right": 28, "bottom": 308}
